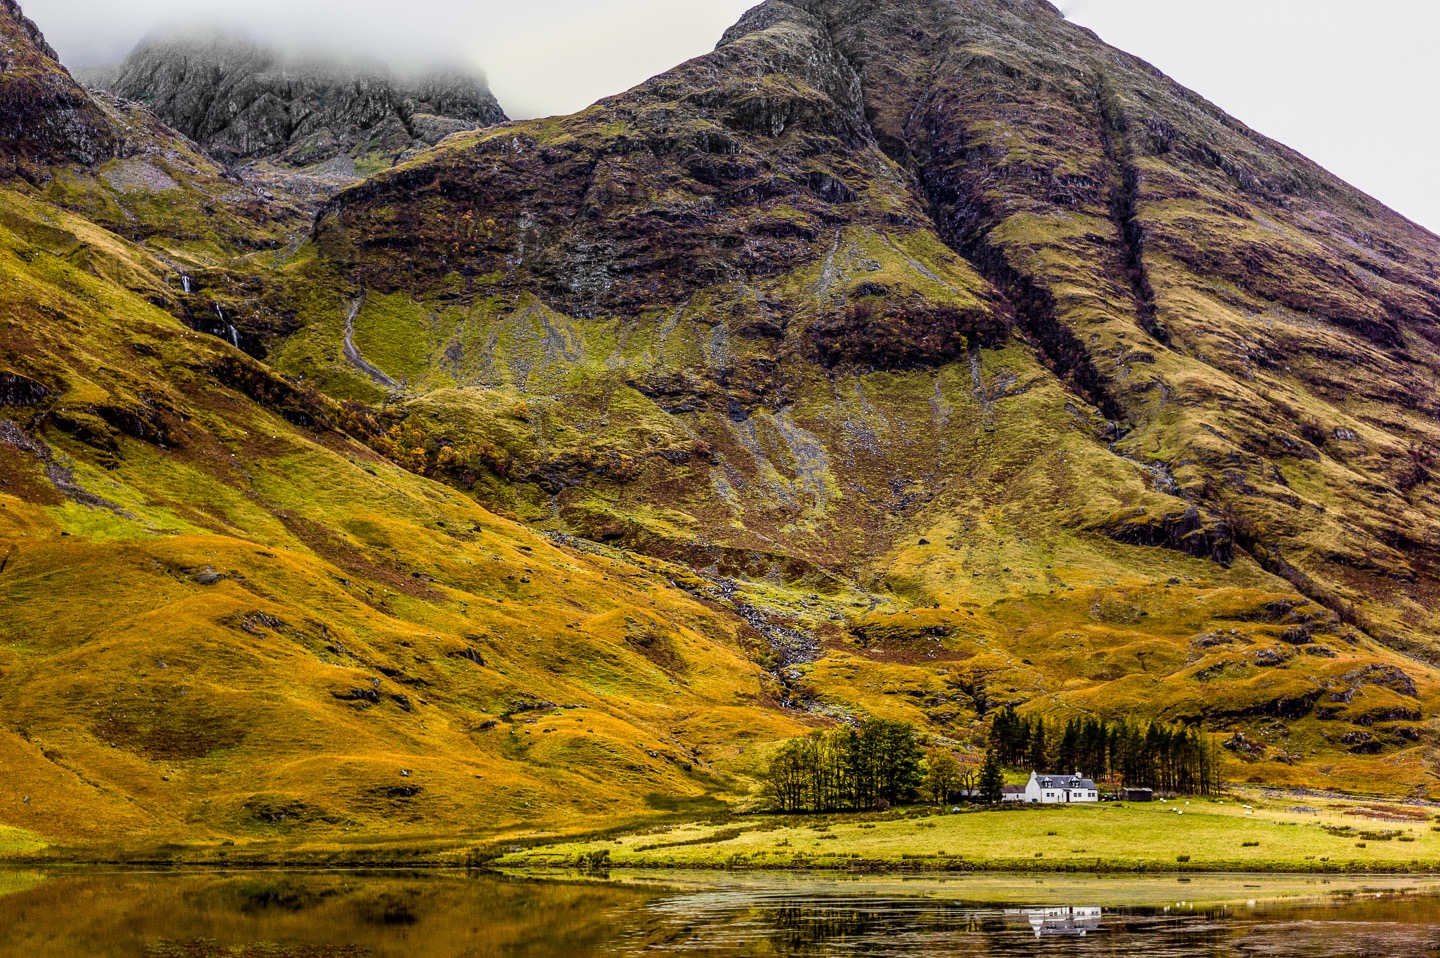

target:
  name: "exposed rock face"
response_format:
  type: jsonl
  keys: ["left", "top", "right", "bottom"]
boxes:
{"left": 92, "top": 33, "right": 508, "bottom": 169}
{"left": 0, "top": 0, "right": 119, "bottom": 175}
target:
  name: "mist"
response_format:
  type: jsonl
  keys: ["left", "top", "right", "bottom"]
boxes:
{"left": 18, "top": 0, "right": 1439, "bottom": 233}
{"left": 21, "top": 0, "right": 758, "bottom": 120}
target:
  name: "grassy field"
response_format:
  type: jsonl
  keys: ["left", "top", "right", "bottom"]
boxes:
{"left": 0, "top": 827, "right": 46, "bottom": 857}
{"left": 499, "top": 790, "right": 1440, "bottom": 873}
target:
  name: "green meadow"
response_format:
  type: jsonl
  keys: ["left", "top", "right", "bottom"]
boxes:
{"left": 501, "top": 791, "right": 1440, "bottom": 873}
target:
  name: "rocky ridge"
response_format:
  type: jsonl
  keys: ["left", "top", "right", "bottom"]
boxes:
{"left": 0, "top": 0, "right": 120, "bottom": 175}
{"left": 86, "top": 32, "right": 507, "bottom": 177}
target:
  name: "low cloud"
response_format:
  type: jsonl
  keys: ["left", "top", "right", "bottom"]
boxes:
{"left": 24, "top": 0, "right": 758, "bottom": 119}
{"left": 20, "top": 0, "right": 1437, "bottom": 230}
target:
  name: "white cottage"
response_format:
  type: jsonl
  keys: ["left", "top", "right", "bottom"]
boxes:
{"left": 1002, "top": 772, "right": 1099, "bottom": 804}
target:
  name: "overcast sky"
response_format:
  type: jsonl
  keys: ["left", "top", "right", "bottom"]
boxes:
{"left": 21, "top": 0, "right": 1439, "bottom": 233}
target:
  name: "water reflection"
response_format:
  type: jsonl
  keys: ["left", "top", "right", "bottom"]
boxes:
{"left": 0, "top": 869, "right": 1438, "bottom": 957}
{"left": 1006, "top": 906, "right": 1103, "bottom": 936}
{"left": 626, "top": 878, "right": 1440, "bottom": 957}
{"left": 635, "top": 892, "right": 1221, "bottom": 956}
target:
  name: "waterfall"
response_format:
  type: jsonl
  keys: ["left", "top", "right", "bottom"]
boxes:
{"left": 181, "top": 274, "right": 191, "bottom": 294}
{"left": 215, "top": 304, "right": 240, "bottom": 348}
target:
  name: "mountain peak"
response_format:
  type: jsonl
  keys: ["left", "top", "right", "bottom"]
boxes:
{"left": 311, "top": 0, "right": 1440, "bottom": 663}
{"left": 88, "top": 30, "right": 508, "bottom": 173}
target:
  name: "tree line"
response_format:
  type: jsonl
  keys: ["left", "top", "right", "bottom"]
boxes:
{"left": 761, "top": 720, "right": 926, "bottom": 812}
{"left": 989, "top": 706, "right": 1219, "bottom": 795}
{"left": 760, "top": 710, "right": 1219, "bottom": 812}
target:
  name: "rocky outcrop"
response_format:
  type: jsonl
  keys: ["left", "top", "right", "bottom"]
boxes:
{"left": 0, "top": 371, "right": 47, "bottom": 407}
{"left": 1, "top": 0, "right": 51, "bottom": 57}
{"left": 0, "top": 0, "right": 119, "bottom": 176}
{"left": 1091, "top": 506, "right": 1234, "bottom": 565}
{"left": 90, "top": 32, "right": 507, "bottom": 169}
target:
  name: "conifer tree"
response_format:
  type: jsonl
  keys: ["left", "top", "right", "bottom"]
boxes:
{"left": 1028, "top": 717, "right": 1048, "bottom": 770}
{"left": 978, "top": 749, "right": 1005, "bottom": 804}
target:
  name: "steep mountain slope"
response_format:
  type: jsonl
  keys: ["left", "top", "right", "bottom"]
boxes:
{"left": 274, "top": 0, "right": 1440, "bottom": 792}
{"left": 82, "top": 32, "right": 508, "bottom": 204}
{"left": 1, "top": 0, "right": 316, "bottom": 262}
{"left": 0, "top": 202, "right": 791, "bottom": 847}
{"left": 0, "top": 4, "right": 798, "bottom": 852}
{"left": 0, "top": 0, "right": 118, "bottom": 176}
{"left": 812, "top": 0, "right": 1440, "bottom": 649}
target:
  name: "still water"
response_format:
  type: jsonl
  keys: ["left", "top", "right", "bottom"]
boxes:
{"left": 1, "top": 869, "right": 1438, "bottom": 957}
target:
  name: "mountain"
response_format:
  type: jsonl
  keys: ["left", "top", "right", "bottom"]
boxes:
{"left": 1, "top": 0, "right": 1438, "bottom": 856}
{"left": 82, "top": 32, "right": 507, "bottom": 201}
{"left": 293, "top": 0, "right": 1440, "bottom": 785}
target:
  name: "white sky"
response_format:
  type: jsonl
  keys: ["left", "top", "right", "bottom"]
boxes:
{"left": 21, "top": 0, "right": 1440, "bottom": 233}
{"left": 1058, "top": 0, "right": 1440, "bottom": 235}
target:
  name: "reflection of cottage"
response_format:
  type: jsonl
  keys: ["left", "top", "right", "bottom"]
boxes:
{"left": 1002, "top": 772, "right": 1099, "bottom": 804}
{"left": 1005, "top": 906, "right": 1103, "bottom": 936}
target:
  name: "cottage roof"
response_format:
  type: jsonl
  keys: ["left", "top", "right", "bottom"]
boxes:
{"left": 1001, "top": 784, "right": 1026, "bottom": 795}
{"left": 1033, "top": 773, "right": 1097, "bottom": 790}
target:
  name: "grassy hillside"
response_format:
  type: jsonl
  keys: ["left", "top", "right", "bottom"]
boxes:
{"left": 0, "top": 180, "right": 812, "bottom": 851}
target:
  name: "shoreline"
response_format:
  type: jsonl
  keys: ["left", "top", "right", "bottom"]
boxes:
{"left": 500, "top": 858, "right": 1440, "bottom": 876}
{"left": 491, "top": 794, "right": 1440, "bottom": 876}
{"left": 2, "top": 851, "right": 1437, "bottom": 877}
